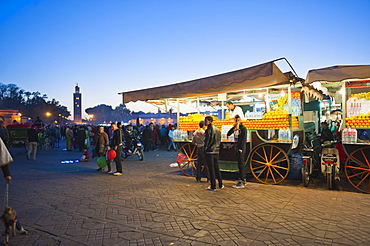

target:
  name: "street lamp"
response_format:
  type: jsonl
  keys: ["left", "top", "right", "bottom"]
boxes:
{"left": 46, "top": 112, "right": 51, "bottom": 117}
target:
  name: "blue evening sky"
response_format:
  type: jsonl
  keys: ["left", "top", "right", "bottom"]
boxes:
{"left": 1, "top": 0, "right": 369, "bottom": 118}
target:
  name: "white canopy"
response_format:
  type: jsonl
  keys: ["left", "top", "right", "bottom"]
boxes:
{"left": 119, "top": 60, "right": 291, "bottom": 103}
{"left": 306, "top": 65, "right": 370, "bottom": 84}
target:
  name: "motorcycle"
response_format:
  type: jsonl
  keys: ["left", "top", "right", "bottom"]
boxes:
{"left": 321, "top": 141, "right": 340, "bottom": 190}
{"left": 301, "top": 139, "right": 316, "bottom": 187}
{"left": 121, "top": 136, "right": 144, "bottom": 161}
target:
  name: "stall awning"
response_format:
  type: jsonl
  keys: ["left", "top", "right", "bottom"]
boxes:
{"left": 306, "top": 65, "right": 370, "bottom": 84}
{"left": 119, "top": 60, "right": 290, "bottom": 103}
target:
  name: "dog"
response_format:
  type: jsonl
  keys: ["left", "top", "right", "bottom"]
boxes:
{"left": 2, "top": 206, "right": 27, "bottom": 244}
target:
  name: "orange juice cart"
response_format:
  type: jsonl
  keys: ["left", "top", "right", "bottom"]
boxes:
{"left": 119, "top": 58, "right": 306, "bottom": 184}
{"left": 175, "top": 85, "right": 305, "bottom": 185}
{"left": 306, "top": 65, "right": 370, "bottom": 193}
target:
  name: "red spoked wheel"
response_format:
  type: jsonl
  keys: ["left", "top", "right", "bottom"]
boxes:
{"left": 345, "top": 146, "right": 370, "bottom": 193}
{"left": 177, "top": 143, "right": 198, "bottom": 177}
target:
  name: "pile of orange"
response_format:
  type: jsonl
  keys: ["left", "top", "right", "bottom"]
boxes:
{"left": 292, "top": 117, "right": 299, "bottom": 129}
{"left": 346, "top": 115, "right": 370, "bottom": 129}
{"left": 291, "top": 92, "right": 301, "bottom": 99}
{"left": 179, "top": 115, "right": 219, "bottom": 131}
{"left": 349, "top": 92, "right": 370, "bottom": 100}
{"left": 213, "top": 120, "right": 234, "bottom": 129}
{"left": 179, "top": 120, "right": 199, "bottom": 131}
{"left": 179, "top": 111, "right": 299, "bottom": 131}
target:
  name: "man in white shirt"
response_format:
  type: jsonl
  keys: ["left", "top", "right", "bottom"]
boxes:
{"left": 226, "top": 102, "right": 245, "bottom": 120}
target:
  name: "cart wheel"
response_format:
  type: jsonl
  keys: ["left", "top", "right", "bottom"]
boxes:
{"left": 249, "top": 144, "right": 290, "bottom": 184}
{"left": 178, "top": 143, "right": 198, "bottom": 177}
{"left": 345, "top": 147, "right": 370, "bottom": 193}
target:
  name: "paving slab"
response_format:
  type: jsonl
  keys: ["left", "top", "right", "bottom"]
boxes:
{"left": 1, "top": 142, "right": 370, "bottom": 245}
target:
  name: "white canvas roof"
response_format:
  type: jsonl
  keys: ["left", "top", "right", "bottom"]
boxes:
{"left": 306, "top": 65, "right": 370, "bottom": 84}
{"left": 119, "top": 60, "right": 291, "bottom": 103}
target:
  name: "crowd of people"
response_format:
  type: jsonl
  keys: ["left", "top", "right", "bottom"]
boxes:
{"left": 61, "top": 122, "right": 178, "bottom": 153}
{"left": 0, "top": 117, "right": 180, "bottom": 173}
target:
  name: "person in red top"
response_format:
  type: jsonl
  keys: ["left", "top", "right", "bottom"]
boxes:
{"left": 149, "top": 123, "right": 158, "bottom": 150}
{"left": 80, "top": 149, "right": 90, "bottom": 162}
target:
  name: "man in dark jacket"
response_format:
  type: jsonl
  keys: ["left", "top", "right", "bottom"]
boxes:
{"left": 227, "top": 114, "right": 247, "bottom": 188}
{"left": 27, "top": 124, "right": 39, "bottom": 160}
{"left": 204, "top": 116, "right": 223, "bottom": 191}
{"left": 142, "top": 125, "right": 152, "bottom": 152}
{"left": 320, "top": 122, "right": 334, "bottom": 142}
{"left": 77, "top": 126, "right": 87, "bottom": 151}
{"left": 110, "top": 123, "right": 123, "bottom": 176}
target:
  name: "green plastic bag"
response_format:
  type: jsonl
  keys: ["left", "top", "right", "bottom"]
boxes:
{"left": 97, "top": 156, "right": 107, "bottom": 168}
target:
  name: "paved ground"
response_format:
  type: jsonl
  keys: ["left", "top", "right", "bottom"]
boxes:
{"left": 2, "top": 141, "right": 370, "bottom": 245}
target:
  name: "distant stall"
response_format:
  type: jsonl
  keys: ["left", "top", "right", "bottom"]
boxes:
{"left": 306, "top": 64, "right": 370, "bottom": 193}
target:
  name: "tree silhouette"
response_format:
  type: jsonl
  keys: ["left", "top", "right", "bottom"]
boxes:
{"left": 0, "top": 83, "right": 71, "bottom": 124}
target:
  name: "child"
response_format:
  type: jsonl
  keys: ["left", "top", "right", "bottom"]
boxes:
{"left": 80, "top": 149, "right": 90, "bottom": 162}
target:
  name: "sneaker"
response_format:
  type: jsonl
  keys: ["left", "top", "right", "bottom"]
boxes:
{"left": 232, "top": 181, "right": 245, "bottom": 189}
{"left": 106, "top": 170, "right": 112, "bottom": 174}
{"left": 97, "top": 168, "right": 105, "bottom": 172}
{"left": 206, "top": 186, "right": 216, "bottom": 191}
{"left": 219, "top": 185, "right": 225, "bottom": 189}
{"left": 19, "top": 227, "right": 28, "bottom": 234}
{"left": 113, "top": 172, "right": 122, "bottom": 176}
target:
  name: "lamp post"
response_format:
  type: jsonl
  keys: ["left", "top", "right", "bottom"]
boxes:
{"left": 46, "top": 112, "right": 51, "bottom": 124}
{"left": 89, "top": 114, "right": 94, "bottom": 124}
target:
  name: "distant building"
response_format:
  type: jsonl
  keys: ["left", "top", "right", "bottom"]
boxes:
{"left": 128, "top": 109, "right": 176, "bottom": 126}
{"left": 73, "top": 85, "right": 82, "bottom": 124}
{"left": 0, "top": 110, "right": 27, "bottom": 125}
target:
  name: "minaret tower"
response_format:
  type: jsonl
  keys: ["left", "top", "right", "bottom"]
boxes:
{"left": 73, "top": 84, "right": 82, "bottom": 123}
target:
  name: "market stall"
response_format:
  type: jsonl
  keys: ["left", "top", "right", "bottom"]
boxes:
{"left": 306, "top": 65, "right": 370, "bottom": 193}
{"left": 119, "top": 58, "right": 305, "bottom": 184}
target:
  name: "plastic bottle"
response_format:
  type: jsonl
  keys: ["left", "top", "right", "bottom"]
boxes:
{"left": 352, "top": 128, "right": 358, "bottom": 143}
{"left": 278, "top": 129, "right": 283, "bottom": 142}
{"left": 286, "top": 129, "right": 292, "bottom": 142}
{"left": 349, "top": 128, "right": 354, "bottom": 143}
{"left": 342, "top": 128, "right": 348, "bottom": 144}
{"left": 247, "top": 130, "right": 251, "bottom": 142}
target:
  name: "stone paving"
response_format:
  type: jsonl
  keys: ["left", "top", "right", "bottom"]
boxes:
{"left": 2, "top": 142, "right": 370, "bottom": 245}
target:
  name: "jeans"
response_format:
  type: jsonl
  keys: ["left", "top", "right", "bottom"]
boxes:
{"left": 113, "top": 146, "right": 123, "bottom": 173}
{"left": 196, "top": 147, "right": 209, "bottom": 180}
{"left": 206, "top": 153, "right": 222, "bottom": 189}
{"left": 236, "top": 148, "right": 246, "bottom": 181}
{"left": 27, "top": 142, "right": 37, "bottom": 160}
{"left": 167, "top": 138, "right": 176, "bottom": 150}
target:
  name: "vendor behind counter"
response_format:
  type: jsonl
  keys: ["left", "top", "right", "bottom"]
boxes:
{"left": 226, "top": 102, "right": 245, "bottom": 120}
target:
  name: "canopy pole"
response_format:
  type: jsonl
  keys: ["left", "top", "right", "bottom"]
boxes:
{"left": 341, "top": 81, "right": 346, "bottom": 130}
{"left": 197, "top": 98, "right": 200, "bottom": 114}
{"left": 164, "top": 99, "right": 168, "bottom": 112}
{"left": 177, "top": 99, "right": 180, "bottom": 128}
{"left": 221, "top": 101, "right": 225, "bottom": 120}
{"left": 288, "top": 85, "right": 292, "bottom": 130}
